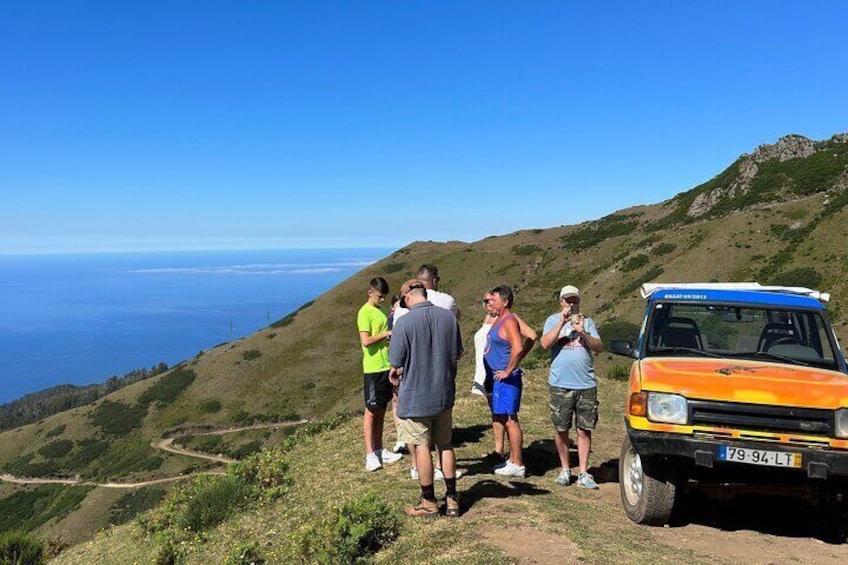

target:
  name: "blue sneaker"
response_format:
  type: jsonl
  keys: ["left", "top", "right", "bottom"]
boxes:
{"left": 576, "top": 472, "right": 599, "bottom": 489}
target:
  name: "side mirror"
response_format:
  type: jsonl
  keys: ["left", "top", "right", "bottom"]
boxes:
{"left": 611, "top": 339, "right": 639, "bottom": 359}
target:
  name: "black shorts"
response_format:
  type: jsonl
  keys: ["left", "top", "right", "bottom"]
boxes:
{"left": 364, "top": 371, "right": 391, "bottom": 411}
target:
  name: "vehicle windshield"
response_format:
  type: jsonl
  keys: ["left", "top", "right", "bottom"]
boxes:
{"left": 645, "top": 301, "right": 840, "bottom": 370}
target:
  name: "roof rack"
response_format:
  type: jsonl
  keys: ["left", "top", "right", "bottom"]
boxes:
{"left": 640, "top": 282, "right": 830, "bottom": 303}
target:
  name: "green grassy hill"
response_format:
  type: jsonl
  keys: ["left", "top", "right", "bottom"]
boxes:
{"left": 2, "top": 133, "right": 847, "bottom": 561}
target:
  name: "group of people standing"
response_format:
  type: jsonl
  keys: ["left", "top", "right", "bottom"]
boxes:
{"left": 356, "top": 264, "right": 603, "bottom": 518}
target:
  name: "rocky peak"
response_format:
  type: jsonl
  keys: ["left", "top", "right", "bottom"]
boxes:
{"left": 686, "top": 134, "right": 826, "bottom": 218}
{"left": 746, "top": 134, "right": 816, "bottom": 163}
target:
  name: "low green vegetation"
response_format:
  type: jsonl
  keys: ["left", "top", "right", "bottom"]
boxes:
{"left": 109, "top": 488, "right": 168, "bottom": 526}
{"left": 138, "top": 368, "right": 197, "bottom": 408}
{"left": 293, "top": 491, "right": 401, "bottom": 564}
{"left": 0, "top": 531, "right": 45, "bottom": 565}
{"left": 559, "top": 212, "right": 641, "bottom": 252}
{"left": 0, "top": 485, "right": 93, "bottom": 534}
{"left": 89, "top": 400, "right": 147, "bottom": 436}
{"left": 270, "top": 300, "right": 314, "bottom": 329}
{"left": 242, "top": 350, "right": 262, "bottom": 361}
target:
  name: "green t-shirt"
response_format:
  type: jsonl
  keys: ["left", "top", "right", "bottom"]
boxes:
{"left": 357, "top": 303, "right": 390, "bottom": 372}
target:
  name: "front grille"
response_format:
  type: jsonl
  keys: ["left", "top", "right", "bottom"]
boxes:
{"left": 688, "top": 399, "right": 834, "bottom": 436}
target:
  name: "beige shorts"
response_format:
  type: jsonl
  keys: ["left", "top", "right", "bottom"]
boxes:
{"left": 397, "top": 409, "right": 453, "bottom": 447}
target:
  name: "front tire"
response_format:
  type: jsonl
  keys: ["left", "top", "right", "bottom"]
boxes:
{"left": 619, "top": 434, "right": 677, "bottom": 525}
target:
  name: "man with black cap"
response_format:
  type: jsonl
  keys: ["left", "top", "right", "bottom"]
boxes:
{"left": 389, "top": 278, "right": 463, "bottom": 517}
{"left": 540, "top": 285, "right": 603, "bottom": 489}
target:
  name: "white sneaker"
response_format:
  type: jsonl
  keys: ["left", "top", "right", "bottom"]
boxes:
{"left": 392, "top": 441, "right": 406, "bottom": 454}
{"left": 379, "top": 448, "right": 402, "bottom": 464}
{"left": 410, "top": 467, "right": 419, "bottom": 480}
{"left": 555, "top": 468, "right": 572, "bottom": 486}
{"left": 494, "top": 460, "right": 525, "bottom": 478}
{"left": 365, "top": 453, "right": 382, "bottom": 472}
{"left": 434, "top": 468, "right": 464, "bottom": 481}
{"left": 470, "top": 383, "right": 487, "bottom": 396}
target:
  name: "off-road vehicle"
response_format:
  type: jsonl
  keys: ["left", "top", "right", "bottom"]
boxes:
{"left": 611, "top": 283, "right": 848, "bottom": 530}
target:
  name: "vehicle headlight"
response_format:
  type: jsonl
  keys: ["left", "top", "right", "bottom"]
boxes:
{"left": 647, "top": 393, "right": 689, "bottom": 425}
{"left": 836, "top": 408, "right": 848, "bottom": 439}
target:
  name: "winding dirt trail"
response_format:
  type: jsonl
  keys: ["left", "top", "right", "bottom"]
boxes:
{"left": 0, "top": 419, "right": 308, "bottom": 489}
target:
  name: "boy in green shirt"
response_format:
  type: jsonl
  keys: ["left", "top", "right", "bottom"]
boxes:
{"left": 357, "top": 277, "right": 402, "bottom": 471}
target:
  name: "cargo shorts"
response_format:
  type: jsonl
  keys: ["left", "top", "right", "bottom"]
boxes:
{"left": 549, "top": 385, "right": 599, "bottom": 432}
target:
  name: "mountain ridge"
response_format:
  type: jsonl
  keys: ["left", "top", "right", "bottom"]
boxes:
{"left": 1, "top": 131, "right": 847, "bottom": 560}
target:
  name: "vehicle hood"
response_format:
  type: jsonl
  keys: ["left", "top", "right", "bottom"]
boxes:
{"left": 638, "top": 357, "right": 848, "bottom": 409}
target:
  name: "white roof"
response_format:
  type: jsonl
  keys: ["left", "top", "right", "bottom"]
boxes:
{"left": 640, "top": 282, "right": 830, "bottom": 303}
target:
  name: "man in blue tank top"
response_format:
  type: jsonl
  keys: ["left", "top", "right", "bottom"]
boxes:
{"left": 541, "top": 285, "right": 603, "bottom": 489}
{"left": 484, "top": 285, "right": 527, "bottom": 478}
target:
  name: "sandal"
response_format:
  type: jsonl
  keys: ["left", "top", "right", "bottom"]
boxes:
{"left": 405, "top": 498, "right": 439, "bottom": 517}
{"left": 444, "top": 495, "right": 461, "bottom": 517}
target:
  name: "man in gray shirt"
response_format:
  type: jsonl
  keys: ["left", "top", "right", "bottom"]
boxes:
{"left": 389, "top": 278, "right": 463, "bottom": 517}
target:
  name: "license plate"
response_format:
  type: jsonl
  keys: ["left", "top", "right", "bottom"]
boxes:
{"left": 718, "top": 446, "right": 802, "bottom": 468}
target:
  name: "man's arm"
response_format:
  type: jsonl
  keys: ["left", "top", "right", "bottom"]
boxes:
{"left": 514, "top": 314, "right": 536, "bottom": 360}
{"left": 575, "top": 317, "right": 603, "bottom": 354}
{"left": 360, "top": 330, "right": 390, "bottom": 347}
{"left": 541, "top": 314, "right": 567, "bottom": 350}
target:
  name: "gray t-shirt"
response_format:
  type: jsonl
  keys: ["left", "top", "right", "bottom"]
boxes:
{"left": 389, "top": 301, "right": 463, "bottom": 418}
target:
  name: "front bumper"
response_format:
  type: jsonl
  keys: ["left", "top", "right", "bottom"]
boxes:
{"left": 626, "top": 421, "right": 848, "bottom": 480}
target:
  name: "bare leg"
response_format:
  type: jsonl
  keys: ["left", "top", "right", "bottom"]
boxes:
{"left": 439, "top": 446, "right": 456, "bottom": 479}
{"left": 364, "top": 408, "right": 386, "bottom": 455}
{"left": 504, "top": 417, "right": 524, "bottom": 466}
{"left": 414, "top": 443, "right": 434, "bottom": 485}
{"left": 492, "top": 419, "right": 506, "bottom": 455}
{"left": 576, "top": 428, "right": 592, "bottom": 474}
{"left": 553, "top": 429, "right": 571, "bottom": 470}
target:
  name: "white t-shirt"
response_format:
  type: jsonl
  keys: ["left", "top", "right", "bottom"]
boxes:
{"left": 394, "top": 289, "right": 458, "bottom": 321}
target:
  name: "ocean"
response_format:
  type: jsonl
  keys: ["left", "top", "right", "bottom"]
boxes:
{"left": 0, "top": 248, "right": 390, "bottom": 404}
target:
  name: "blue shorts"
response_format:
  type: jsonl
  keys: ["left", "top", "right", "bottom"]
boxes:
{"left": 491, "top": 368, "right": 523, "bottom": 416}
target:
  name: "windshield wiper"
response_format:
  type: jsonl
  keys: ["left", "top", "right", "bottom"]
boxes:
{"left": 725, "top": 350, "right": 809, "bottom": 367}
{"left": 649, "top": 347, "right": 723, "bottom": 358}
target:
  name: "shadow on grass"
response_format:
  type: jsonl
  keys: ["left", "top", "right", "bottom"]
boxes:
{"left": 673, "top": 490, "right": 848, "bottom": 544}
{"left": 451, "top": 424, "right": 489, "bottom": 450}
{"left": 461, "top": 478, "right": 551, "bottom": 512}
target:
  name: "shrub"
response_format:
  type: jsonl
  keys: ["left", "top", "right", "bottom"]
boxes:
{"left": 559, "top": 212, "right": 641, "bottom": 252}
{"left": 90, "top": 400, "right": 147, "bottom": 436}
{"left": 200, "top": 399, "right": 222, "bottom": 413}
{"left": 138, "top": 368, "right": 196, "bottom": 408}
{"left": 294, "top": 492, "right": 401, "bottom": 564}
{"left": 653, "top": 242, "right": 676, "bottom": 255}
{"left": 511, "top": 244, "right": 543, "bottom": 256}
{"left": 270, "top": 300, "right": 314, "bottom": 329}
{"left": 231, "top": 445, "right": 292, "bottom": 500}
{"left": 109, "top": 488, "right": 167, "bottom": 526}
{"left": 225, "top": 541, "right": 265, "bottom": 565}
{"left": 242, "top": 350, "right": 262, "bottom": 361}
{"left": 621, "top": 254, "right": 649, "bottom": 272}
{"left": 769, "top": 266, "right": 823, "bottom": 288}
{"left": 38, "top": 439, "right": 74, "bottom": 459}
{"left": 606, "top": 364, "right": 631, "bottom": 382}
{"left": 0, "top": 531, "right": 44, "bottom": 565}
{"left": 598, "top": 317, "right": 641, "bottom": 343}
{"left": 44, "top": 425, "right": 66, "bottom": 438}
{"left": 382, "top": 262, "right": 406, "bottom": 274}
{"left": 178, "top": 475, "right": 255, "bottom": 533}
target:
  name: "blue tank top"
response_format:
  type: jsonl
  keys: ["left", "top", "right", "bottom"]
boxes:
{"left": 484, "top": 313, "right": 515, "bottom": 372}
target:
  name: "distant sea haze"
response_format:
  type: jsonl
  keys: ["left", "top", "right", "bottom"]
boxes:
{"left": 0, "top": 248, "right": 389, "bottom": 404}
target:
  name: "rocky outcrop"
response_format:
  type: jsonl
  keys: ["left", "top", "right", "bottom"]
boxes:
{"left": 687, "top": 134, "right": 820, "bottom": 218}
{"left": 748, "top": 134, "right": 816, "bottom": 163}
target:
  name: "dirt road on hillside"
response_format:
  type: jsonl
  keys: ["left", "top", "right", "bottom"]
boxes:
{"left": 0, "top": 419, "right": 307, "bottom": 489}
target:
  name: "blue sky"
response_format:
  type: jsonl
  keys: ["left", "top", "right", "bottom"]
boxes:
{"left": 2, "top": 1, "right": 846, "bottom": 254}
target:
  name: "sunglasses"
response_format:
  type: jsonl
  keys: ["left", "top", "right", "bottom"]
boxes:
{"left": 406, "top": 283, "right": 425, "bottom": 293}
{"left": 481, "top": 298, "right": 494, "bottom": 304}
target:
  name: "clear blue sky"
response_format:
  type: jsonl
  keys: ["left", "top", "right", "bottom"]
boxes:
{"left": 2, "top": 1, "right": 846, "bottom": 254}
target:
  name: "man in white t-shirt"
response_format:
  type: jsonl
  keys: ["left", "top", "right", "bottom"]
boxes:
{"left": 393, "top": 263, "right": 460, "bottom": 322}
